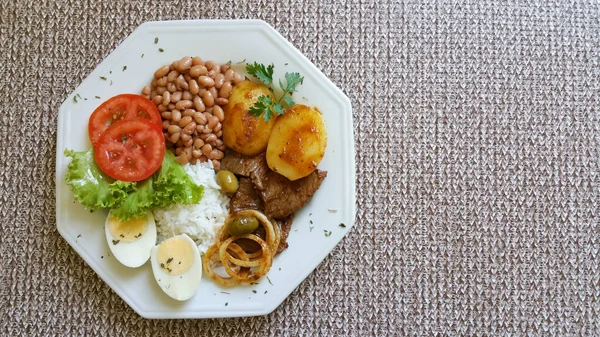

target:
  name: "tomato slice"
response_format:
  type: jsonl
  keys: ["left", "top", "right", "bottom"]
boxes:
{"left": 94, "top": 118, "right": 166, "bottom": 182}
{"left": 88, "top": 94, "right": 162, "bottom": 145}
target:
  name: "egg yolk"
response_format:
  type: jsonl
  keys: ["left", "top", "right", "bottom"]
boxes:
{"left": 107, "top": 214, "right": 148, "bottom": 242}
{"left": 156, "top": 236, "right": 195, "bottom": 275}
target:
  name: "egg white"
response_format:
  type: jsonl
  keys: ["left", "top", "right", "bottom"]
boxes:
{"left": 150, "top": 234, "right": 203, "bottom": 301}
{"left": 105, "top": 211, "right": 157, "bottom": 268}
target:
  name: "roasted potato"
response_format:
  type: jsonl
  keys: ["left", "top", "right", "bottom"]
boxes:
{"left": 266, "top": 104, "right": 327, "bottom": 181}
{"left": 222, "top": 80, "right": 276, "bottom": 156}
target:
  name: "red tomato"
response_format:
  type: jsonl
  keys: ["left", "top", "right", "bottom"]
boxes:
{"left": 94, "top": 118, "right": 166, "bottom": 182}
{"left": 88, "top": 94, "right": 162, "bottom": 145}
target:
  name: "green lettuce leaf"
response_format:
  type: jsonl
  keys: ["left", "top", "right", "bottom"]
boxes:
{"left": 64, "top": 149, "right": 203, "bottom": 221}
{"left": 64, "top": 149, "right": 136, "bottom": 210}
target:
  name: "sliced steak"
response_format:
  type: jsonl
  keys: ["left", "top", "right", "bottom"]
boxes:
{"left": 259, "top": 170, "right": 328, "bottom": 219}
{"left": 220, "top": 151, "right": 269, "bottom": 179}
{"left": 229, "top": 177, "right": 264, "bottom": 213}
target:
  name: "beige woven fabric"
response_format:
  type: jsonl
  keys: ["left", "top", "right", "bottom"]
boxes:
{"left": 2, "top": 0, "right": 599, "bottom": 335}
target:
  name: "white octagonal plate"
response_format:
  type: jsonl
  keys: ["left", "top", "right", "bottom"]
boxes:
{"left": 55, "top": 19, "right": 355, "bottom": 319}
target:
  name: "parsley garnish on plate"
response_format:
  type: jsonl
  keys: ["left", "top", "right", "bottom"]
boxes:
{"left": 245, "top": 62, "right": 303, "bottom": 122}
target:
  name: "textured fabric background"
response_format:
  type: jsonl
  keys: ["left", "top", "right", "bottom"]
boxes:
{"left": 1, "top": 0, "right": 599, "bottom": 336}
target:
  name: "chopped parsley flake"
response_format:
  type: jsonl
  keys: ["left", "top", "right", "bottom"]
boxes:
{"left": 264, "top": 291, "right": 268, "bottom": 294}
{"left": 166, "top": 257, "right": 173, "bottom": 264}
{"left": 154, "top": 37, "right": 158, "bottom": 44}
{"left": 310, "top": 220, "right": 313, "bottom": 224}
{"left": 77, "top": 234, "right": 82, "bottom": 238}
{"left": 252, "top": 290, "right": 257, "bottom": 294}
{"left": 339, "top": 223, "right": 346, "bottom": 228}
{"left": 141, "top": 53, "right": 144, "bottom": 58}
{"left": 328, "top": 209, "right": 338, "bottom": 213}
{"left": 158, "top": 48, "right": 164, "bottom": 52}
{"left": 119, "top": 234, "right": 124, "bottom": 238}
{"left": 99, "top": 76, "right": 107, "bottom": 81}
{"left": 324, "top": 230, "right": 332, "bottom": 237}
{"left": 310, "top": 226, "right": 314, "bottom": 232}
{"left": 267, "top": 276, "right": 273, "bottom": 285}
{"left": 122, "top": 66, "right": 127, "bottom": 71}
{"left": 225, "top": 302, "right": 228, "bottom": 306}
{"left": 95, "top": 96, "right": 101, "bottom": 99}
{"left": 112, "top": 239, "right": 120, "bottom": 245}
{"left": 221, "top": 291, "right": 230, "bottom": 295}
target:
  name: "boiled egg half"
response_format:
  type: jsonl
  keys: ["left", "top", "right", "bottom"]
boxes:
{"left": 150, "top": 234, "right": 203, "bottom": 301}
{"left": 105, "top": 211, "right": 157, "bottom": 268}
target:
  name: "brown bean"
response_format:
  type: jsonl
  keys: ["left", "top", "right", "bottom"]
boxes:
{"left": 212, "top": 106, "right": 225, "bottom": 122}
{"left": 193, "top": 111, "right": 207, "bottom": 125}
{"left": 175, "top": 147, "right": 183, "bottom": 156}
{"left": 177, "top": 75, "right": 189, "bottom": 90}
{"left": 167, "top": 70, "right": 179, "bottom": 83}
{"left": 219, "top": 82, "right": 232, "bottom": 98}
{"left": 194, "top": 138, "right": 204, "bottom": 149}
{"left": 157, "top": 76, "right": 168, "bottom": 87}
{"left": 180, "top": 133, "right": 191, "bottom": 142}
{"left": 154, "top": 65, "right": 170, "bottom": 79}
{"left": 202, "top": 90, "right": 214, "bottom": 107}
{"left": 184, "top": 138, "right": 194, "bottom": 147}
{"left": 205, "top": 61, "right": 218, "bottom": 71}
{"left": 214, "top": 73, "right": 225, "bottom": 89}
{"left": 192, "top": 149, "right": 202, "bottom": 158}
{"left": 201, "top": 143, "right": 213, "bottom": 156}
{"left": 175, "top": 154, "right": 188, "bottom": 165}
{"left": 189, "top": 79, "right": 200, "bottom": 95}
{"left": 176, "top": 56, "right": 193, "bottom": 73}
{"left": 202, "top": 127, "right": 213, "bottom": 134}
{"left": 156, "top": 86, "right": 166, "bottom": 95}
{"left": 192, "top": 57, "right": 203, "bottom": 66}
{"left": 162, "top": 120, "right": 171, "bottom": 130}
{"left": 198, "top": 76, "right": 214, "bottom": 87}
{"left": 207, "top": 115, "right": 219, "bottom": 130}
{"left": 170, "top": 132, "right": 181, "bottom": 143}
{"left": 213, "top": 122, "right": 222, "bottom": 133}
{"left": 175, "top": 100, "right": 193, "bottom": 110}
{"left": 167, "top": 82, "right": 177, "bottom": 93}
{"left": 215, "top": 98, "right": 229, "bottom": 106}
{"left": 199, "top": 155, "right": 208, "bottom": 163}
{"left": 170, "top": 62, "right": 177, "bottom": 71}
{"left": 151, "top": 79, "right": 158, "bottom": 88}
{"left": 212, "top": 160, "right": 220, "bottom": 169}
{"left": 152, "top": 95, "right": 163, "bottom": 105}
{"left": 158, "top": 105, "right": 167, "bottom": 112}
{"left": 205, "top": 133, "right": 217, "bottom": 144}
{"left": 233, "top": 72, "right": 244, "bottom": 84}
{"left": 171, "top": 109, "right": 182, "bottom": 122}
{"left": 178, "top": 116, "right": 193, "bottom": 128}
{"left": 199, "top": 133, "right": 210, "bottom": 140}
{"left": 183, "top": 109, "right": 195, "bottom": 117}
{"left": 215, "top": 130, "right": 223, "bottom": 138}
{"left": 184, "top": 74, "right": 192, "bottom": 82}
{"left": 193, "top": 96, "right": 206, "bottom": 112}
{"left": 168, "top": 103, "right": 176, "bottom": 110}
{"left": 167, "top": 125, "right": 181, "bottom": 134}
{"left": 189, "top": 65, "right": 207, "bottom": 78}
{"left": 182, "top": 91, "right": 193, "bottom": 101}
{"left": 171, "top": 91, "right": 182, "bottom": 103}
{"left": 195, "top": 125, "right": 204, "bottom": 133}
{"left": 183, "top": 122, "right": 196, "bottom": 135}
{"left": 224, "top": 69, "right": 235, "bottom": 82}
{"left": 207, "top": 149, "right": 219, "bottom": 160}
{"left": 142, "top": 86, "right": 151, "bottom": 95}
{"left": 162, "top": 91, "right": 171, "bottom": 106}
{"left": 209, "top": 87, "right": 218, "bottom": 100}
{"left": 161, "top": 111, "right": 172, "bottom": 120}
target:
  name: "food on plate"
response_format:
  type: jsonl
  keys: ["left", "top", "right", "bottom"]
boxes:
{"left": 153, "top": 161, "right": 230, "bottom": 254}
{"left": 64, "top": 149, "right": 203, "bottom": 221}
{"left": 221, "top": 151, "right": 327, "bottom": 219}
{"left": 150, "top": 234, "right": 203, "bottom": 301}
{"left": 215, "top": 169, "right": 239, "bottom": 195}
{"left": 266, "top": 104, "right": 327, "bottom": 181}
{"left": 65, "top": 57, "right": 329, "bottom": 298}
{"left": 88, "top": 94, "right": 162, "bottom": 145}
{"left": 94, "top": 118, "right": 166, "bottom": 182}
{"left": 222, "top": 80, "right": 277, "bottom": 156}
{"left": 203, "top": 209, "right": 280, "bottom": 286}
{"left": 142, "top": 56, "right": 244, "bottom": 167}
{"left": 105, "top": 211, "right": 157, "bottom": 268}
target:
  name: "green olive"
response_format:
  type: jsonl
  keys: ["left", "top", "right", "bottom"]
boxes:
{"left": 216, "top": 170, "right": 239, "bottom": 194}
{"left": 227, "top": 215, "right": 260, "bottom": 236}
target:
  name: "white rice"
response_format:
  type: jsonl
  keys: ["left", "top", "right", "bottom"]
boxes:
{"left": 152, "top": 161, "right": 229, "bottom": 254}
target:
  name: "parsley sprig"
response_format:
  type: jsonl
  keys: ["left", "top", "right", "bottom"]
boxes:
{"left": 246, "top": 62, "right": 303, "bottom": 122}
